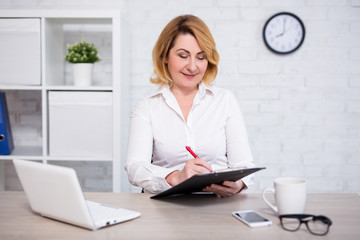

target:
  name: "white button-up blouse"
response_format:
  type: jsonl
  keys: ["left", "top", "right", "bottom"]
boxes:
{"left": 125, "top": 82, "right": 255, "bottom": 193}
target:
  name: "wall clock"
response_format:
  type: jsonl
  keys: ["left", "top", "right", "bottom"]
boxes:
{"left": 263, "top": 12, "right": 305, "bottom": 54}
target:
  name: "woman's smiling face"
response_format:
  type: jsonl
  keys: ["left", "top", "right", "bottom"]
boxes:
{"left": 166, "top": 33, "right": 208, "bottom": 91}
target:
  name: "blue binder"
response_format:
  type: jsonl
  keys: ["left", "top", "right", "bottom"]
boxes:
{"left": 0, "top": 92, "right": 14, "bottom": 155}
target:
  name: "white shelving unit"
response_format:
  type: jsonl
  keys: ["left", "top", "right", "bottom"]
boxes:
{"left": 0, "top": 9, "right": 129, "bottom": 192}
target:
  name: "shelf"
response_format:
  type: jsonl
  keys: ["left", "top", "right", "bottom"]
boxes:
{"left": 0, "top": 146, "right": 42, "bottom": 160}
{"left": 0, "top": 85, "right": 113, "bottom": 91}
{"left": 45, "top": 156, "right": 113, "bottom": 161}
{"left": 45, "top": 85, "right": 113, "bottom": 91}
{"left": 0, "top": 9, "right": 121, "bottom": 19}
{"left": 0, "top": 9, "right": 127, "bottom": 192}
{"left": 0, "top": 85, "right": 43, "bottom": 90}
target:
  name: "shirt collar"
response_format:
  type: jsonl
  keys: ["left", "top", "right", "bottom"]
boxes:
{"left": 148, "top": 81, "right": 215, "bottom": 100}
{"left": 198, "top": 81, "right": 215, "bottom": 99}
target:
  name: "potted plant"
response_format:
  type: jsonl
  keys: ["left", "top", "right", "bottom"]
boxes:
{"left": 64, "top": 40, "right": 101, "bottom": 86}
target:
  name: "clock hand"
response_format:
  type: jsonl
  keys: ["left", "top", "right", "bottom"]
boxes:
{"left": 275, "top": 18, "right": 287, "bottom": 38}
{"left": 276, "top": 18, "right": 290, "bottom": 38}
{"left": 283, "top": 18, "right": 286, "bottom": 33}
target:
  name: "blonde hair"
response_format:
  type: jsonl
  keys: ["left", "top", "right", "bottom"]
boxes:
{"left": 150, "top": 15, "right": 219, "bottom": 87}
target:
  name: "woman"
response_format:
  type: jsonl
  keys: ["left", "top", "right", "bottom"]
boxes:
{"left": 125, "top": 15, "right": 255, "bottom": 197}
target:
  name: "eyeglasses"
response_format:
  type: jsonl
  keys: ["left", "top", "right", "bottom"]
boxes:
{"left": 279, "top": 214, "right": 332, "bottom": 236}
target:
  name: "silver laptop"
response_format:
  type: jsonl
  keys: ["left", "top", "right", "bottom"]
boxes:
{"left": 13, "top": 159, "right": 140, "bottom": 230}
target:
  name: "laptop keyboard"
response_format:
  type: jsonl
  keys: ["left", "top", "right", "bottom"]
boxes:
{"left": 86, "top": 200, "right": 132, "bottom": 224}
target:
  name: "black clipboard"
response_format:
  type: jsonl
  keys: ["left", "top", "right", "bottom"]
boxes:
{"left": 151, "top": 167, "right": 265, "bottom": 199}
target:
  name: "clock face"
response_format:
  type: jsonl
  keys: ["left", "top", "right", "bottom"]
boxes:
{"left": 263, "top": 12, "right": 305, "bottom": 54}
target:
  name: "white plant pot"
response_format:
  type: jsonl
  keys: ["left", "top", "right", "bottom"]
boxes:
{"left": 72, "top": 63, "right": 93, "bottom": 86}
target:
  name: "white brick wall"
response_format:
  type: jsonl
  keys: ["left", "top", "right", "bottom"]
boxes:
{"left": 1, "top": 0, "right": 359, "bottom": 194}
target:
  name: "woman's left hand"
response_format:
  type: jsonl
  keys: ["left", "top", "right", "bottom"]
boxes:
{"left": 203, "top": 180, "right": 245, "bottom": 198}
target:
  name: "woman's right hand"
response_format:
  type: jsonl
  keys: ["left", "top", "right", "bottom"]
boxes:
{"left": 165, "top": 158, "right": 213, "bottom": 186}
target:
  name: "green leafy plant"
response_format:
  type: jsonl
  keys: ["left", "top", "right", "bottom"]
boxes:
{"left": 64, "top": 40, "right": 100, "bottom": 64}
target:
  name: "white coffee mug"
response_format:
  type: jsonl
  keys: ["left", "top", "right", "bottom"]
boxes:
{"left": 262, "top": 177, "right": 306, "bottom": 215}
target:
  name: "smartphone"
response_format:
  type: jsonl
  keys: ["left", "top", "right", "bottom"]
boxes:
{"left": 232, "top": 210, "right": 272, "bottom": 228}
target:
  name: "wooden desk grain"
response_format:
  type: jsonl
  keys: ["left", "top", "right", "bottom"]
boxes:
{"left": 0, "top": 191, "right": 359, "bottom": 239}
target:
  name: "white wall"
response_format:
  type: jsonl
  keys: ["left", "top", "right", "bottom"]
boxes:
{"left": 1, "top": 0, "right": 360, "bottom": 193}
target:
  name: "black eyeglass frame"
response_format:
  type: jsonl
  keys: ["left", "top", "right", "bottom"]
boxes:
{"left": 279, "top": 214, "right": 332, "bottom": 236}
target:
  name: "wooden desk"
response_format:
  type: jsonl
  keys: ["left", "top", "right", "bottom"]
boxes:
{"left": 0, "top": 191, "right": 359, "bottom": 239}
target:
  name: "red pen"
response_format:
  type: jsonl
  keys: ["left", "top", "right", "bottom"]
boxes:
{"left": 185, "top": 146, "right": 199, "bottom": 158}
